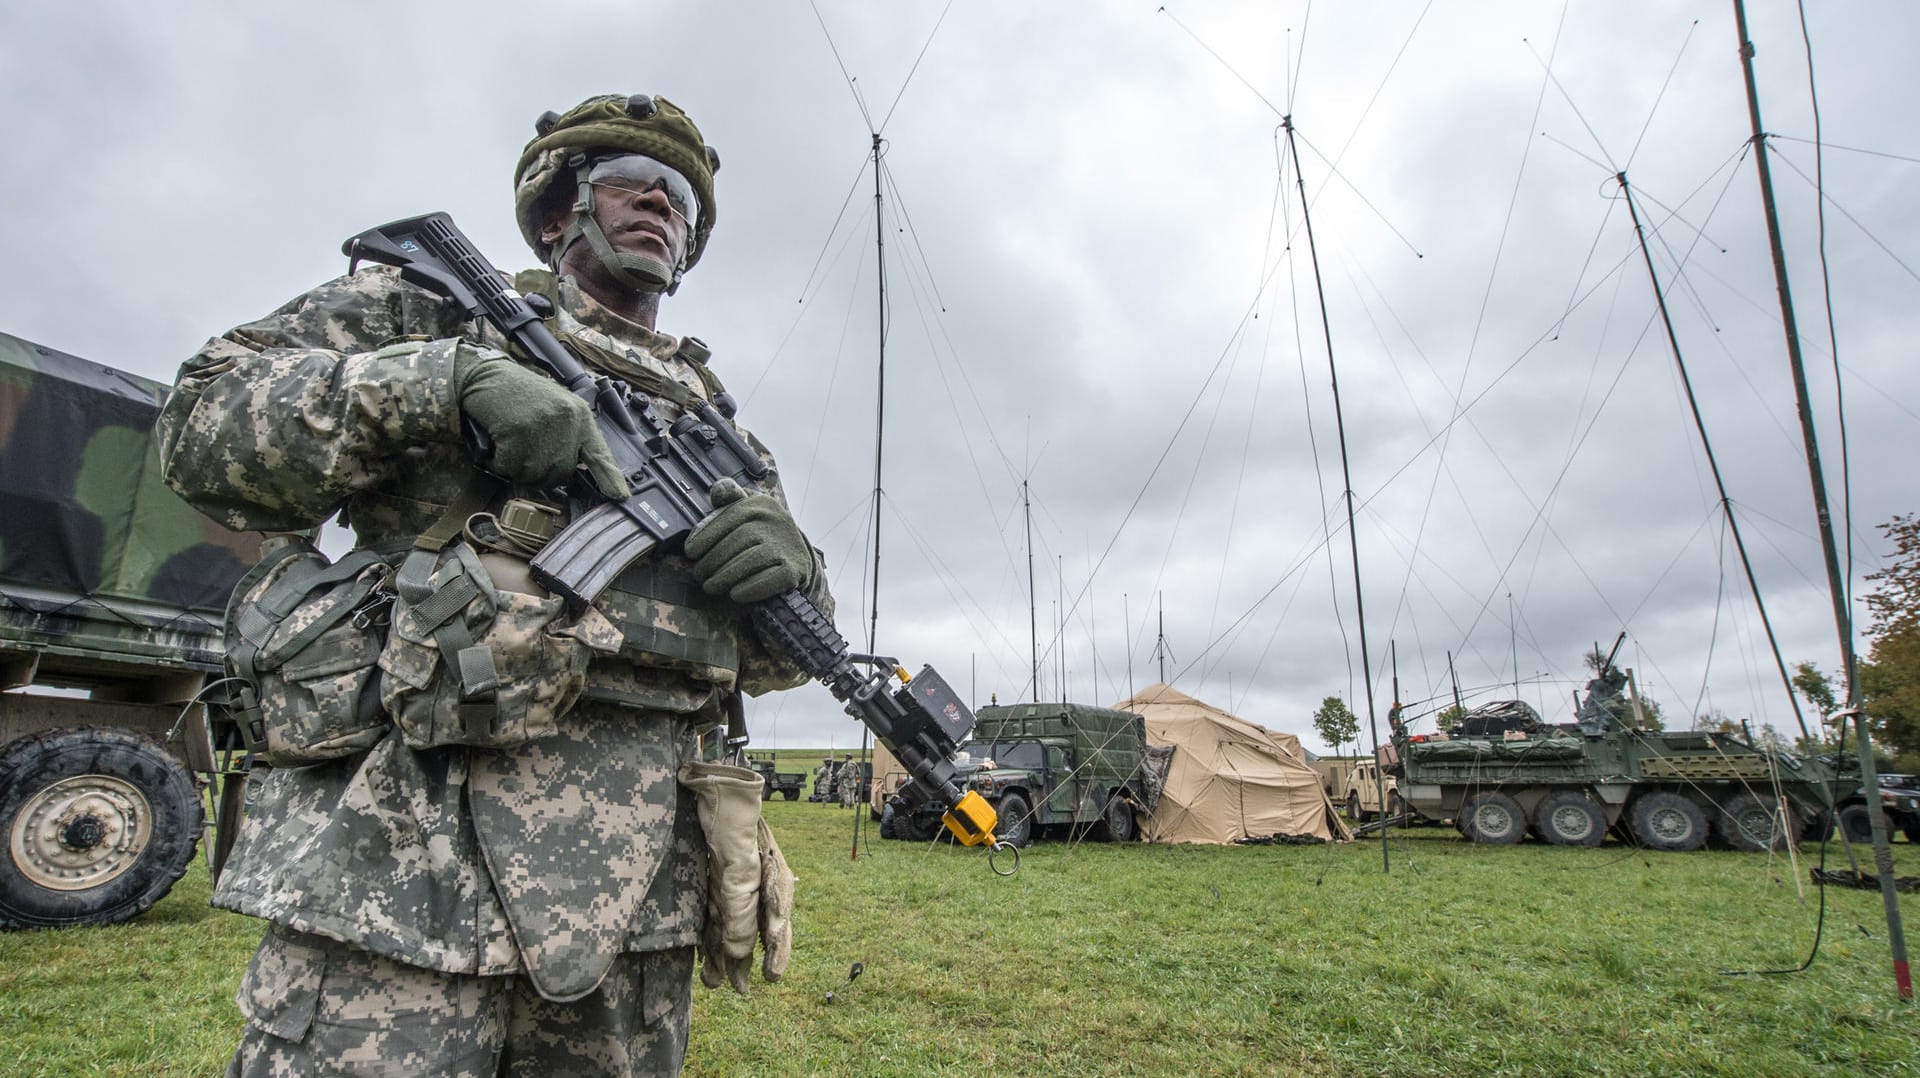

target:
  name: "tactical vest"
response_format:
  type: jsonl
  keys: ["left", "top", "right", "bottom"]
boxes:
{"left": 505, "top": 269, "right": 748, "bottom": 688}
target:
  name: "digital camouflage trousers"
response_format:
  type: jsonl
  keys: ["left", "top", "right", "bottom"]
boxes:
{"left": 228, "top": 925, "right": 694, "bottom": 1077}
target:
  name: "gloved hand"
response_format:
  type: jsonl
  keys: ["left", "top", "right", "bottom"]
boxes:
{"left": 684, "top": 478, "right": 815, "bottom": 603}
{"left": 452, "top": 349, "right": 629, "bottom": 498}
{"left": 679, "top": 761, "right": 794, "bottom": 994}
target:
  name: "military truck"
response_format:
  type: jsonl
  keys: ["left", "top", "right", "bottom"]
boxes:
{"left": 882, "top": 702, "right": 1164, "bottom": 847}
{"left": 1341, "top": 758, "right": 1405, "bottom": 822}
{"left": 1847, "top": 774, "right": 1920, "bottom": 844}
{"left": 749, "top": 757, "right": 805, "bottom": 801}
{"left": 0, "top": 332, "right": 262, "bottom": 928}
{"left": 1388, "top": 642, "right": 1863, "bottom": 851}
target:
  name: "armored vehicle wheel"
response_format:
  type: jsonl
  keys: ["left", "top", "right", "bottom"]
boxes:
{"left": 996, "top": 793, "right": 1034, "bottom": 848}
{"left": 1387, "top": 792, "right": 1406, "bottom": 820}
{"left": 1800, "top": 808, "right": 1834, "bottom": 843}
{"left": 1459, "top": 792, "right": 1525, "bottom": 844}
{"left": 1906, "top": 825, "right": 1920, "bottom": 844}
{"left": 1347, "top": 793, "right": 1363, "bottom": 821}
{"left": 783, "top": 789, "right": 799, "bottom": 801}
{"left": 1837, "top": 803, "right": 1874, "bottom": 844}
{"left": 0, "top": 728, "right": 203, "bottom": 929}
{"left": 1534, "top": 791, "right": 1606, "bottom": 847}
{"left": 1101, "top": 795, "right": 1137, "bottom": 843}
{"left": 1717, "top": 794, "right": 1797, "bottom": 853}
{"left": 1630, "top": 792, "right": 1707, "bottom": 852}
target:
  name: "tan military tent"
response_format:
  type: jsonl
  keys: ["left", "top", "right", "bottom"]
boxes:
{"left": 1112, "top": 683, "right": 1350, "bottom": 844}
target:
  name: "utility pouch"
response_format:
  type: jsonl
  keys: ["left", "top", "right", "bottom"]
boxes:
{"left": 224, "top": 538, "right": 395, "bottom": 766}
{"left": 378, "top": 542, "right": 622, "bottom": 750}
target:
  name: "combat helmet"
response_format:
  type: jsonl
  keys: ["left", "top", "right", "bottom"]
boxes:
{"left": 514, "top": 93, "right": 720, "bottom": 294}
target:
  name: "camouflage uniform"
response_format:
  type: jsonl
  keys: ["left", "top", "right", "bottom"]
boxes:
{"left": 839, "top": 758, "right": 860, "bottom": 808}
{"left": 158, "top": 264, "right": 830, "bottom": 1075}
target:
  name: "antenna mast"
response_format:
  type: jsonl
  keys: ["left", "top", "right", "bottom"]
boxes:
{"left": 1283, "top": 115, "right": 1386, "bottom": 871}
{"left": 1731, "top": 0, "right": 1907, "bottom": 998}
{"left": 865, "top": 131, "right": 887, "bottom": 656}
{"left": 1025, "top": 479, "right": 1038, "bottom": 702}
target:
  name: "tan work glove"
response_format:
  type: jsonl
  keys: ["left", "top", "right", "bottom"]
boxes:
{"left": 679, "top": 761, "right": 795, "bottom": 993}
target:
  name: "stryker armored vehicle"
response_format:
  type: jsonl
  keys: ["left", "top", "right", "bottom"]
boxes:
{"left": 0, "top": 332, "right": 262, "bottom": 928}
{"left": 1387, "top": 638, "right": 1865, "bottom": 851}
{"left": 882, "top": 702, "right": 1167, "bottom": 847}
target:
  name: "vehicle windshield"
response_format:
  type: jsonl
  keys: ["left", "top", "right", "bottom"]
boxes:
{"left": 977, "top": 741, "right": 1046, "bottom": 770}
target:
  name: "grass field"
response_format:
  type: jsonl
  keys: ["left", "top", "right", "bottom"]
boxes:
{"left": 2, "top": 757, "right": 1916, "bottom": 1076}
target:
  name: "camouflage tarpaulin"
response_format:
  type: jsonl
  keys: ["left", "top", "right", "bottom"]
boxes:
{"left": 0, "top": 332, "right": 257, "bottom": 615}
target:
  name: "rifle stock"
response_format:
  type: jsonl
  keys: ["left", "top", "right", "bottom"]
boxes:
{"left": 342, "top": 212, "right": 1003, "bottom": 855}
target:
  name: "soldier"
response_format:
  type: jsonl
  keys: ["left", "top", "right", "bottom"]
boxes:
{"left": 835, "top": 752, "right": 857, "bottom": 808}
{"left": 812, "top": 759, "right": 833, "bottom": 802}
{"left": 158, "top": 94, "right": 830, "bottom": 1076}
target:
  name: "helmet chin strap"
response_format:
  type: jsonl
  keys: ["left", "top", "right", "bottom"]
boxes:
{"left": 552, "top": 172, "right": 684, "bottom": 294}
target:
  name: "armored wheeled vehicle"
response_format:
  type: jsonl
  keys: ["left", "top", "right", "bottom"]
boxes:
{"left": 1388, "top": 642, "right": 1864, "bottom": 852}
{"left": 1, "top": 332, "right": 262, "bottom": 928}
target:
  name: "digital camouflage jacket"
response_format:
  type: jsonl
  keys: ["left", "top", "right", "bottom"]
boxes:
{"left": 157, "top": 265, "right": 831, "bottom": 1001}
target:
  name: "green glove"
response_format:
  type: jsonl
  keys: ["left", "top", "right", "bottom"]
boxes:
{"left": 684, "top": 478, "right": 815, "bottom": 603}
{"left": 452, "top": 349, "right": 629, "bottom": 497}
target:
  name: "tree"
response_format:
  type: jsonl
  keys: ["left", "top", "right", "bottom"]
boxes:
{"left": 1862, "top": 515, "right": 1920, "bottom": 759}
{"left": 1583, "top": 645, "right": 1611, "bottom": 674}
{"left": 1694, "top": 708, "right": 1738, "bottom": 735}
{"left": 1312, "top": 696, "right": 1359, "bottom": 757}
{"left": 1634, "top": 696, "right": 1667, "bottom": 732}
{"left": 1791, "top": 661, "right": 1839, "bottom": 719}
{"left": 1435, "top": 703, "right": 1467, "bottom": 735}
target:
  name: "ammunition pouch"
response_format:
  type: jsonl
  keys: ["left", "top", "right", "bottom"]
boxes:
{"left": 378, "top": 542, "right": 622, "bottom": 750}
{"left": 223, "top": 539, "right": 396, "bottom": 767}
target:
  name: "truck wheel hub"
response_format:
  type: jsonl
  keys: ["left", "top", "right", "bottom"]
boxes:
{"left": 9, "top": 774, "right": 153, "bottom": 891}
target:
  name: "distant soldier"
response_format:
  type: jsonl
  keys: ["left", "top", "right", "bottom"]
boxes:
{"left": 812, "top": 759, "right": 833, "bottom": 801}
{"left": 840, "top": 755, "right": 861, "bottom": 809}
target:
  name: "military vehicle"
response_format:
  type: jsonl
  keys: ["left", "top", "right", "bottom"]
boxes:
{"left": 882, "top": 702, "right": 1164, "bottom": 847}
{"left": 0, "top": 332, "right": 262, "bottom": 928}
{"left": 1846, "top": 774, "right": 1920, "bottom": 844}
{"left": 749, "top": 757, "right": 805, "bottom": 801}
{"left": 1341, "top": 758, "right": 1406, "bottom": 822}
{"left": 1388, "top": 639, "right": 1865, "bottom": 851}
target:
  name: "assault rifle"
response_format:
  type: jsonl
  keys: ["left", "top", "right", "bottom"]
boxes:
{"left": 343, "top": 213, "right": 1006, "bottom": 863}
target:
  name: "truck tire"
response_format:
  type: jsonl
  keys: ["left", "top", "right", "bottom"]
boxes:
{"left": 1101, "top": 795, "right": 1137, "bottom": 843}
{"left": 1630, "top": 791, "right": 1707, "bottom": 852}
{"left": 996, "top": 793, "right": 1034, "bottom": 848}
{"left": 1533, "top": 791, "right": 1606, "bottom": 847}
{"left": 0, "top": 727, "right": 203, "bottom": 929}
{"left": 1459, "top": 792, "right": 1525, "bottom": 845}
{"left": 1716, "top": 793, "right": 1797, "bottom": 853}
{"left": 1347, "top": 793, "right": 1363, "bottom": 822}
{"left": 783, "top": 789, "right": 799, "bottom": 801}
{"left": 1838, "top": 803, "right": 1875, "bottom": 844}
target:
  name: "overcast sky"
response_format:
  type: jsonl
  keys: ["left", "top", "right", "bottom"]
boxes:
{"left": 4, "top": 1, "right": 1915, "bottom": 754}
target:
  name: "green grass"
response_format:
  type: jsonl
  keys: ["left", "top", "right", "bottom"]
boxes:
{"left": 3, "top": 790, "right": 1916, "bottom": 1076}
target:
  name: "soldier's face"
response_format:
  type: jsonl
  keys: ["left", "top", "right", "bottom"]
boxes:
{"left": 589, "top": 179, "right": 691, "bottom": 269}
{"left": 541, "top": 158, "right": 693, "bottom": 274}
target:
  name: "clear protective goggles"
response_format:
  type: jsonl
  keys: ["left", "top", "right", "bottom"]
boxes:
{"left": 585, "top": 154, "right": 700, "bottom": 227}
